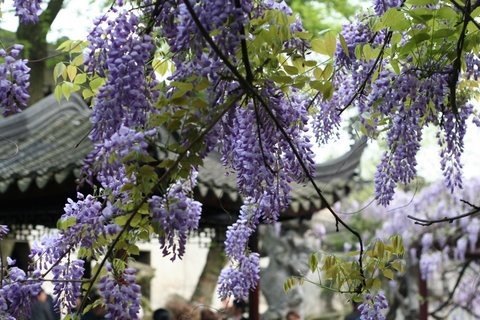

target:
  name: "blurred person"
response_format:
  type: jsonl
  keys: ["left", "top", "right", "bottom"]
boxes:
{"left": 229, "top": 300, "right": 247, "bottom": 320}
{"left": 165, "top": 294, "right": 194, "bottom": 320}
{"left": 154, "top": 308, "right": 172, "bottom": 320}
{"left": 286, "top": 310, "right": 300, "bottom": 320}
{"left": 200, "top": 308, "right": 218, "bottom": 320}
{"left": 30, "top": 290, "right": 56, "bottom": 320}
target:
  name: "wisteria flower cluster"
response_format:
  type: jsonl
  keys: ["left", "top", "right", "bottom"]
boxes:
{"left": 149, "top": 174, "right": 202, "bottom": 260}
{"left": 0, "top": 45, "right": 30, "bottom": 116}
{"left": 13, "top": 0, "right": 42, "bottom": 23}
{"left": 315, "top": 0, "right": 480, "bottom": 206}
{"left": 357, "top": 293, "right": 389, "bottom": 320}
{"left": 0, "top": 266, "right": 42, "bottom": 319}
{"left": 98, "top": 264, "right": 142, "bottom": 320}
{"left": 2, "top": 0, "right": 480, "bottom": 317}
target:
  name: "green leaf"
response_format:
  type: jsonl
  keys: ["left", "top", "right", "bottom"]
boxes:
{"left": 56, "top": 40, "right": 72, "bottom": 51}
{"left": 407, "top": 0, "right": 438, "bottom": 5}
{"left": 363, "top": 44, "right": 381, "bottom": 60}
{"left": 171, "top": 81, "right": 194, "bottom": 91}
{"left": 114, "top": 215, "right": 130, "bottom": 226}
{"left": 130, "top": 213, "right": 142, "bottom": 227}
{"left": 339, "top": 33, "right": 350, "bottom": 58}
{"left": 438, "top": 7, "right": 459, "bottom": 20}
{"left": 392, "top": 260, "right": 405, "bottom": 272}
{"left": 391, "top": 33, "right": 402, "bottom": 45}
{"left": 54, "top": 85, "right": 62, "bottom": 102}
{"left": 432, "top": 28, "right": 455, "bottom": 38}
{"left": 154, "top": 59, "right": 169, "bottom": 75}
{"left": 128, "top": 244, "right": 140, "bottom": 255}
{"left": 90, "top": 77, "right": 105, "bottom": 91}
{"left": 82, "top": 88, "right": 94, "bottom": 99}
{"left": 391, "top": 60, "right": 401, "bottom": 74}
{"left": 381, "top": 8, "right": 409, "bottom": 31}
{"left": 308, "top": 253, "right": 318, "bottom": 272}
{"left": 74, "top": 73, "right": 87, "bottom": 84}
{"left": 271, "top": 75, "right": 293, "bottom": 83}
{"left": 195, "top": 78, "right": 210, "bottom": 91}
{"left": 67, "top": 65, "right": 77, "bottom": 82}
{"left": 313, "top": 68, "right": 323, "bottom": 80}
{"left": 71, "top": 54, "right": 84, "bottom": 67}
{"left": 62, "top": 82, "right": 73, "bottom": 99}
{"left": 383, "top": 268, "right": 395, "bottom": 280}
{"left": 53, "top": 62, "right": 66, "bottom": 81}
{"left": 311, "top": 32, "right": 336, "bottom": 57}
{"left": 284, "top": 65, "right": 299, "bottom": 75}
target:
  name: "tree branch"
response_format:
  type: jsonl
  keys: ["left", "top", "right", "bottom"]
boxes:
{"left": 182, "top": 0, "right": 366, "bottom": 288}
{"left": 407, "top": 203, "right": 480, "bottom": 226}
{"left": 448, "top": 0, "right": 471, "bottom": 114}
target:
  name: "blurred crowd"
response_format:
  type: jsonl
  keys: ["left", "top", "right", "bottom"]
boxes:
{"left": 27, "top": 289, "right": 303, "bottom": 320}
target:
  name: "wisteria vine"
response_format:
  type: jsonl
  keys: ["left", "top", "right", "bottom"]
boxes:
{"left": 0, "top": 0, "right": 480, "bottom": 319}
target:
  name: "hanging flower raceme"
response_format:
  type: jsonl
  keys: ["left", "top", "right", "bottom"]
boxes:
{"left": 83, "top": 126, "right": 156, "bottom": 196}
{"left": 315, "top": 0, "right": 479, "bottom": 205}
{"left": 0, "top": 45, "right": 30, "bottom": 116}
{"left": 149, "top": 173, "right": 202, "bottom": 261}
{"left": 0, "top": 225, "right": 8, "bottom": 240}
{"left": 358, "top": 293, "right": 389, "bottom": 320}
{"left": 85, "top": 8, "right": 157, "bottom": 143}
{"left": 0, "top": 267, "right": 42, "bottom": 320}
{"left": 98, "top": 264, "right": 142, "bottom": 320}
{"left": 51, "top": 260, "right": 85, "bottom": 312}
{"left": 13, "top": 0, "right": 42, "bottom": 23}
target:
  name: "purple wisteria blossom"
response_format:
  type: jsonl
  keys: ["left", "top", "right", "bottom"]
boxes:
{"left": 358, "top": 293, "right": 389, "bottom": 320}
{"left": 0, "top": 45, "right": 30, "bottom": 116}
{"left": 149, "top": 174, "right": 202, "bottom": 260}
{"left": 98, "top": 264, "right": 141, "bottom": 320}
{"left": 85, "top": 9, "right": 157, "bottom": 143}
{"left": 51, "top": 259, "right": 85, "bottom": 312}
{"left": 0, "top": 225, "right": 8, "bottom": 240}
{"left": 13, "top": 0, "right": 42, "bottom": 23}
{"left": 0, "top": 267, "right": 42, "bottom": 319}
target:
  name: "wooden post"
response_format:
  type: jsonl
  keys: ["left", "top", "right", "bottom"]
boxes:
{"left": 419, "top": 272, "right": 428, "bottom": 320}
{"left": 249, "top": 232, "right": 259, "bottom": 320}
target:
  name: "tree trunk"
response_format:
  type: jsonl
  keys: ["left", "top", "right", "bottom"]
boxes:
{"left": 16, "top": 0, "right": 64, "bottom": 104}
{"left": 190, "top": 232, "right": 227, "bottom": 305}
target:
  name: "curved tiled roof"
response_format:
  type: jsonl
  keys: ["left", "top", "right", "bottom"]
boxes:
{"left": 0, "top": 94, "right": 366, "bottom": 224}
{"left": 0, "top": 94, "right": 91, "bottom": 193}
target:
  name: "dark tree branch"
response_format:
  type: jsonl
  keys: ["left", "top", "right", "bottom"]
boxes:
{"left": 449, "top": 0, "right": 471, "bottom": 114}
{"left": 448, "top": 0, "right": 480, "bottom": 30}
{"left": 182, "top": 0, "right": 366, "bottom": 288}
{"left": 407, "top": 203, "right": 480, "bottom": 226}
{"left": 253, "top": 99, "right": 277, "bottom": 175}
{"left": 234, "top": 0, "right": 254, "bottom": 83}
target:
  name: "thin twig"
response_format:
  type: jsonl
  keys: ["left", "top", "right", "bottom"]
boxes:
{"left": 430, "top": 260, "right": 471, "bottom": 317}
{"left": 337, "top": 31, "right": 392, "bottom": 115}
